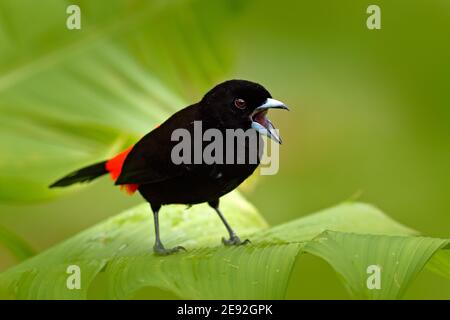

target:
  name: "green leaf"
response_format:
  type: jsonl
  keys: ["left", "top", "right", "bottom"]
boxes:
{"left": 0, "top": 0, "right": 244, "bottom": 203}
{"left": 0, "top": 225, "right": 35, "bottom": 262}
{"left": 0, "top": 192, "right": 268, "bottom": 299}
{"left": 0, "top": 196, "right": 448, "bottom": 299}
{"left": 426, "top": 247, "right": 450, "bottom": 281}
{"left": 252, "top": 202, "right": 418, "bottom": 243}
{"left": 303, "top": 232, "right": 449, "bottom": 299}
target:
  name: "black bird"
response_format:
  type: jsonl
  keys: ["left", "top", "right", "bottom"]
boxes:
{"left": 50, "top": 80, "right": 288, "bottom": 255}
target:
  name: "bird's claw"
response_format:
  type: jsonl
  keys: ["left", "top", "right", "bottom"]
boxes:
{"left": 222, "top": 235, "right": 251, "bottom": 246}
{"left": 153, "top": 245, "right": 186, "bottom": 256}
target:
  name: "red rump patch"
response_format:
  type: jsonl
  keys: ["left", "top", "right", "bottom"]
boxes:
{"left": 105, "top": 146, "right": 139, "bottom": 195}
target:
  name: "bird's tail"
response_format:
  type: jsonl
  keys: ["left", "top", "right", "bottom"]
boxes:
{"left": 49, "top": 161, "right": 108, "bottom": 188}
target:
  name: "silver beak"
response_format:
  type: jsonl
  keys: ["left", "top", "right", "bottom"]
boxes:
{"left": 251, "top": 98, "right": 289, "bottom": 144}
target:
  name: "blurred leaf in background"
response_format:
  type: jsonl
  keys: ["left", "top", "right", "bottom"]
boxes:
{"left": 0, "top": 0, "right": 243, "bottom": 202}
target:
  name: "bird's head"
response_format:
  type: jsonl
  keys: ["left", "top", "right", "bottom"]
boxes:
{"left": 201, "top": 80, "right": 289, "bottom": 144}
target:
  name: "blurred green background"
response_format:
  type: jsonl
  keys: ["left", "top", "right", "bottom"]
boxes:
{"left": 0, "top": 0, "right": 449, "bottom": 299}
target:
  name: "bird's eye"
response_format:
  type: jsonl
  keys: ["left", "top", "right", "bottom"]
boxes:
{"left": 234, "top": 98, "right": 246, "bottom": 109}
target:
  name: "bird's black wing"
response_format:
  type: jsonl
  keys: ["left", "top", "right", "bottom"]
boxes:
{"left": 115, "top": 135, "right": 184, "bottom": 185}
{"left": 115, "top": 104, "right": 199, "bottom": 185}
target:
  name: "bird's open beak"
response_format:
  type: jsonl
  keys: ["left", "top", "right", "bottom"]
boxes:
{"left": 251, "top": 98, "right": 289, "bottom": 144}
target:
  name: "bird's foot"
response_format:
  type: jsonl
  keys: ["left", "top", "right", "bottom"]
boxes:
{"left": 153, "top": 244, "right": 186, "bottom": 256}
{"left": 222, "top": 235, "right": 251, "bottom": 246}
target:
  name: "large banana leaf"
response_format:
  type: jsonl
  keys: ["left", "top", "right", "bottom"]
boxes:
{"left": 0, "top": 0, "right": 242, "bottom": 202}
{"left": 0, "top": 193, "right": 448, "bottom": 299}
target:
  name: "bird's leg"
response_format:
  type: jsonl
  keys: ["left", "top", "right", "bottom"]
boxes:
{"left": 208, "top": 200, "right": 250, "bottom": 246}
{"left": 150, "top": 204, "right": 186, "bottom": 255}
